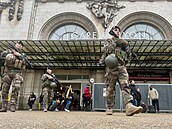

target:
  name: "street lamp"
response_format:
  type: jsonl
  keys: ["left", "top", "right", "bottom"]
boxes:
{"left": 89, "top": 78, "right": 94, "bottom": 110}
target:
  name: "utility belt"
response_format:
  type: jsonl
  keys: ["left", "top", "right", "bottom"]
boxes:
{"left": 4, "top": 58, "right": 25, "bottom": 70}
{"left": 4, "top": 66, "right": 21, "bottom": 73}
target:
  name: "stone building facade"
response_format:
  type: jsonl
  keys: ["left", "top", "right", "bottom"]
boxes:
{"left": 0, "top": 0, "right": 172, "bottom": 109}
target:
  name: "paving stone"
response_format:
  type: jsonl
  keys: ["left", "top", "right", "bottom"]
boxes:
{"left": 0, "top": 111, "right": 172, "bottom": 129}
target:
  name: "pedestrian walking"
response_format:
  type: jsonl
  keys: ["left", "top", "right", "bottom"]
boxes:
{"left": 148, "top": 85, "right": 159, "bottom": 113}
{"left": 136, "top": 87, "right": 141, "bottom": 106}
{"left": 129, "top": 80, "right": 141, "bottom": 106}
{"left": 83, "top": 84, "right": 91, "bottom": 111}
{"left": 64, "top": 85, "right": 73, "bottom": 112}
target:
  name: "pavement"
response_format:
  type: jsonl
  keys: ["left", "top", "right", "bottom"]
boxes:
{"left": 0, "top": 110, "right": 172, "bottom": 129}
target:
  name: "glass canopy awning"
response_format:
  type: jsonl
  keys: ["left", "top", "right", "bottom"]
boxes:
{"left": 0, "top": 40, "right": 171, "bottom": 70}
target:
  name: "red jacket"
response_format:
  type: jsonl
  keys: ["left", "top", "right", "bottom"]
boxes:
{"left": 84, "top": 87, "right": 91, "bottom": 98}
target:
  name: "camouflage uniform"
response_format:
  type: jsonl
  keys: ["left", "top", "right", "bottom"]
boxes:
{"left": 0, "top": 48, "right": 25, "bottom": 112}
{"left": 101, "top": 37, "right": 142, "bottom": 116}
{"left": 41, "top": 73, "right": 57, "bottom": 112}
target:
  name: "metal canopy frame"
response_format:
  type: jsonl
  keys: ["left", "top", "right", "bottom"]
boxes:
{"left": 0, "top": 40, "right": 171, "bottom": 70}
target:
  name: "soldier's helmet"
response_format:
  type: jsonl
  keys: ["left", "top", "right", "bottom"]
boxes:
{"left": 109, "top": 26, "right": 121, "bottom": 37}
{"left": 5, "top": 54, "right": 16, "bottom": 62}
{"left": 50, "top": 82, "right": 57, "bottom": 88}
{"left": 105, "top": 54, "right": 118, "bottom": 68}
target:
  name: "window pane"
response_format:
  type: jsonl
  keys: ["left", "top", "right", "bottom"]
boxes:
{"left": 68, "top": 75, "right": 81, "bottom": 80}
{"left": 122, "top": 23, "right": 164, "bottom": 40}
{"left": 56, "top": 75, "right": 67, "bottom": 80}
{"left": 83, "top": 75, "right": 89, "bottom": 79}
{"left": 49, "top": 24, "right": 89, "bottom": 40}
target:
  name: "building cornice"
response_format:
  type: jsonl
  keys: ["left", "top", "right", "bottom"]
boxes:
{"left": 36, "top": 0, "right": 172, "bottom": 3}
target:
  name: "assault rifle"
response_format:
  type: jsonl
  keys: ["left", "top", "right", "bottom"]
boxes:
{"left": 130, "top": 50, "right": 140, "bottom": 65}
{"left": 131, "top": 51, "right": 137, "bottom": 59}
{"left": 45, "top": 73, "right": 62, "bottom": 88}
{"left": 9, "top": 43, "right": 33, "bottom": 68}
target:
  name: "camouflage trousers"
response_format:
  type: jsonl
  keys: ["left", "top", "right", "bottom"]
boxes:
{"left": 105, "top": 65, "right": 133, "bottom": 109}
{"left": 1, "top": 71, "right": 23, "bottom": 110}
{"left": 42, "top": 87, "right": 53, "bottom": 110}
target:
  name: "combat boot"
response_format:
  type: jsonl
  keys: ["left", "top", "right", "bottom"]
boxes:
{"left": 0, "top": 101, "right": 8, "bottom": 112}
{"left": 10, "top": 105, "right": 16, "bottom": 112}
{"left": 126, "top": 102, "right": 143, "bottom": 116}
{"left": 43, "top": 104, "right": 48, "bottom": 112}
{"left": 106, "top": 108, "right": 113, "bottom": 115}
{"left": 44, "top": 108, "right": 47, "bottom": 112}
{"left": 0, "top": 107, "right": 7, "bottom": 112}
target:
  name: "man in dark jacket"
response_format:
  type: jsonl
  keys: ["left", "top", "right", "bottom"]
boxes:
{"left": 129, "top": 80, "right": 138, "bottom": 106}
{"left": 28, "top": 92, "right": 36, "bottom": 111}
{"left": 136, "top": 88, "right": 141, "bottom": 106}
{"left": 129, "top": 80, "right": 142, "bottom": 106}
{"left": 49, "top": 91, "right": 63, "bottom": 111}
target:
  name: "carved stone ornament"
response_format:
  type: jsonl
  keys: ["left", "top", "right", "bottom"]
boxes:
{"left": 86, "top": 0, "right": 125, "bottom": 28}
{"left": 17, "top": 0, "right": 24, "bottom": 21}
{"left": 9, "top": 0, "right": 24, "bottom": 21}
{"left": 8, "top": 0, "right": 17, "bottom": 21}
{"left": 0, "top": 2, "right": 10, "bottom": 13}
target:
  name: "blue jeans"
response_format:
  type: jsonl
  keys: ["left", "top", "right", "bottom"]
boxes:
{"left": 49, "top": 100, "right": 58, "bottom": 111}
{"left": 133, "top": 98, "right": 138, "bottom": 106}
{"left": 65, "top": 99, "right": 71, "bottom": 110}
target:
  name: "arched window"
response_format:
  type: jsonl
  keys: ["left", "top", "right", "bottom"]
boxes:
{"left": 121, "top": 23, "right": 165, "bottom": 40}
{"left": 49, "top": 24, "right": 89, "bottom": 40}
{"left": 39, "top": 12, "right": 97, "bottom": 40}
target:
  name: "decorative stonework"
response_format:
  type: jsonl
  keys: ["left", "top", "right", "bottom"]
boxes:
{"left": 8, "top": 0, "right": 17, "bottom": 21}
{"left": 17, "top": 0, "right": 24, "bottom": 21}
{"left": 0, "top": 0, "right": 24, "bottom": 21}
{"left": 37, "top": 0, "right": 171, "bottom": 2}
{"left": 86, "top": 0, "right": 125, "bottom": 28}
{"left": 9, "top": 0, "right": 24, "bottom": 21}
{"left": 117, "top": 11, "right": 172, "bottom": 39}
{"left": 0, "top": 2, "right": 10, "bottom": 13}
{"left": 39, "top": 12, "right": 98, "bottom": 40}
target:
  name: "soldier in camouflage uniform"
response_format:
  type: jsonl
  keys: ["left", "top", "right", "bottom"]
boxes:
{"left": 0, "top": 41, "right": 25, "bottom": 112}
{"left": 41, "top": 68, "right": 60, "bottom": 112}
{"left": 99, "top": 26, "right": 143, "bottom": 116}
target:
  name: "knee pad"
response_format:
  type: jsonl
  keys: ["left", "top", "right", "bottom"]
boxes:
{"left": 15, "top": 73, "right": 23, "bottom": 82}
{"left": 10, "top": 99, "right": 16, "bottom": 105}
{"left": 13, "top": 80, "right": 22, "bottom": 88}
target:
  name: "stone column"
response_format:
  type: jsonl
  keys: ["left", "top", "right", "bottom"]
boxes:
{"left": 32, "top": 70, "right": 44, "bottom": 109}
{"left": 18, "top": 70, "right": 35, "bottom": 110}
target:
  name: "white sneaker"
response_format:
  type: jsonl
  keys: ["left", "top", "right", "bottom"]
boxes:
{"left": 44, "top": 109, "right": 47, "bottom": 112}
{"left": 64, "top": 109, "right": 70, "bottom": 112}
{"left": 29, "top": 109, "right": 32, "bottom": 111}
{"left": 55, "top": 108, "right": 59, "bottom": 112}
